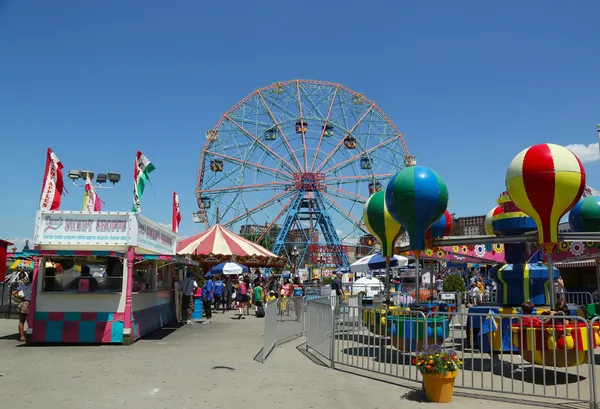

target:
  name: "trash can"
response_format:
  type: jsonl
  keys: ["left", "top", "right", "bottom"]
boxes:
{"left": 191, "top": 297, "right": 203, "bottom": 320}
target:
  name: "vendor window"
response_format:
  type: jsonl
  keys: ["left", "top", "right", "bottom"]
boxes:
{"left": 43, "top": 256, "right": 123, "bottom": 293}
{"left": 132, "top": 261, "right": 172, "bottom": 292}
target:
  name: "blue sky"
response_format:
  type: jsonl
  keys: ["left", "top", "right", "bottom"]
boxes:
{"left": 1, "top": 0, "right": 599, "bottom": 248}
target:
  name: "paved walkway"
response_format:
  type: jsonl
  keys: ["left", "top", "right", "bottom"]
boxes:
{"left": 0, "top": 313, "right": 551, "bottom": 408}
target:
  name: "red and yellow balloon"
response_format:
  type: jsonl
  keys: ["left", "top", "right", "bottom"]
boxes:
{"left": 505, "top": 143, "right": 586, "bottom": 249}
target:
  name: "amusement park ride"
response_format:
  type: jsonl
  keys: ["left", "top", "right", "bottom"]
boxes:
{"left": 195, "top": 79, "right": 409, "bottom": 267}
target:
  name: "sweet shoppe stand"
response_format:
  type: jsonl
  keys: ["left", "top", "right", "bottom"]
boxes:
{"left": 27, "top": 210, "right": 186, "bottom": 345}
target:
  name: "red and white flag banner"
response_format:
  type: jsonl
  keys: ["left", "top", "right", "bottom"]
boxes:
{"left": 39, "top": 148, "right": 64, "bottom": 211}
{"left": 172, "top": 191, "right": 181, "bottom": 233}
{"left": 83, "top": 173, "right": 102, "bottom": 212}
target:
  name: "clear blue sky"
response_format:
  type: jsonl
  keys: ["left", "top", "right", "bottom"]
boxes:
{"left": 1, "top": 0, "right": 599, "bottom": 247}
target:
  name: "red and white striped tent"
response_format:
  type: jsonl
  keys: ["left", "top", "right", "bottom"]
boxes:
{"left": 176, "top": 224, "right": 286, "bottom": 267}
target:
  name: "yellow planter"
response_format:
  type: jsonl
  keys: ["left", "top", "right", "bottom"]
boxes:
{"left": 422, "top": 371, "right": 457, "bottom": 403}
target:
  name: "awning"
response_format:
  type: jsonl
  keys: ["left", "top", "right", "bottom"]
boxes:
{"left": 555, "top": 259, "right": 597, "bottom": 268}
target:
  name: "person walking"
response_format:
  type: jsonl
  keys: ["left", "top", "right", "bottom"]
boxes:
{"left": 292, "top": 277, "right": 304, "bottom": 322}
{"left": 253, "top": 280, "right": 264, "bottom": 313}
{"left": 180, "top": 272, "right": 198, "bottom": 325}
{"left": 213, "top": 276, "right": 225, "bottom": 313}
{"left": 202, "top": 276, "right": 214, "bottom": 324}
{"left": 14, "top": 274, "right": 32, "bottom": 342}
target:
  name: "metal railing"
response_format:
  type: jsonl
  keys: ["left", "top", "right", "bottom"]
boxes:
{"left": 261, "top": 296, "right": 305, "bottom": 362}
{"left": 303, "top": 300, "right": 600, "bottom": 408}
{"left": 305, "top": 297, "right": 335, "bottom": 362}
{"left": 558, "top": 292, "right": 594, "bottom": 306}
{"left": 0, "top": 283, "right": 18, "bottom": 318}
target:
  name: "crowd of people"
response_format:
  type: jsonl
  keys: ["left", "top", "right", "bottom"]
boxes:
{"left": 179, "top": 272, "right": 306, "bottom": 325}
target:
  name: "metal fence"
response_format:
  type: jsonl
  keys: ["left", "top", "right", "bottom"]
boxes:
{"left": 304, "top": 300, "right": 600, "bottom": 408}
{"left": 0, "top": 283, "right": 18, "bottom": 318}
{"left": 261, "top": 296, "right": 305, "bottom": 362}
{"left": 305, "top": 297, "right": 335, "bottom": 362}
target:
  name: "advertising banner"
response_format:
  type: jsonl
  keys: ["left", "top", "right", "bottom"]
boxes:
{"left": 131, "top": 214, "right": 177, "bottom": 255}
{"left": 34, "top": 211, "right": 130, "bottom": 246}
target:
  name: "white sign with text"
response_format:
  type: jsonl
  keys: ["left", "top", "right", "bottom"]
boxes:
{"left": 35, "top": 211, "right": 130, "bottom": 246}
{"left": 34, "top": 211, "right": 177, "bottom": 255}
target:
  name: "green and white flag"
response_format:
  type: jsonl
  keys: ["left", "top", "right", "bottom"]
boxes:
{"left": 132, "top": 150, "right": 155, "bottom": 212}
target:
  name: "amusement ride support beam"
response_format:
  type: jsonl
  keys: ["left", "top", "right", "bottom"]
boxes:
{"left": 199, "top": 181, "right": 291, "bottom": 194}
{"left": 325, "top": 185, "right": 369, "bottom": 203}
{"left": 202, "top": 150, "right": 293, "bottom": 181}
{"left": 256, "top": 90, "right": 304, "bottom": 172}
{"left": 224, "top": 115, "right": 298, "bottom": 174}
{"left": 314, "top": 104, "right": 374, "bottom": 174}
{"left": 310, "top": 85, "right": 339, "bottom": 172}
{"left": 296, "top": 80, "right": 309, "bottom": 171}
{"left": 321, "top": 136, "right": 400, "bottom": 175}
{"left": 322, "top": 173, "right": 395, "bottom": 183}
{"left": 255, "top": 195, "right": 295, "bottom": 244}
{"left": 321, "top": 191, "right": 368, "bottom": 233}
{"left": 222, "top": 189, "right": 294, "bottom": 228}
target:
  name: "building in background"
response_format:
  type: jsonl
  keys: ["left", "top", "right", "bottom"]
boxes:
{"left": 287, "top": 228, "right": 319, "bottom": 244}
{"left": 356, "top": 234, "right": 376, "bottom": 257}
{"left": 240, "top": 224, "right": 269, "bottom": 236}
{"left": 451, "top": 215, "right": 486, "bottom": 236}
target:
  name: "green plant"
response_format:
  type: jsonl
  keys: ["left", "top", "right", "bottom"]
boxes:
{"left": 189, "top": 266, "right": 205, "bottom": 287}
{"left": 321, "top": 277, "right": 334, "bottom": 285}
{"left": 413, "top": 344, "right": 463, "bottom": 374}
{"left": 442, "top": 274, "right": 466, "bottom": 293}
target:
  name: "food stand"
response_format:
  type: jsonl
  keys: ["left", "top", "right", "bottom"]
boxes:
{"left": 27, "top": 210, "right": 188, "bottom": 345}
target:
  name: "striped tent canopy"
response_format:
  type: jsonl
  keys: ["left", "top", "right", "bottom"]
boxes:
{"left": 176, "top": 224, "right": 286, "bottom": 268}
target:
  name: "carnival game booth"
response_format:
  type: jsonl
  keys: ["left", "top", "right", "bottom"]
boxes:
{"left": 28, "top": 210, "right": 185, "bottom": 345}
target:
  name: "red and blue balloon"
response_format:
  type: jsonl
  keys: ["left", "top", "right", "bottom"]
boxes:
{"left": 426, "top": 210, "right": 453, "bottom": 239}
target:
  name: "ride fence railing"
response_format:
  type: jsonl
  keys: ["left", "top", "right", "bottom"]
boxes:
{"left": 261, "top": 296, "right": 305, "bottom": 362}
{"left": 436, "top": 290, "right": 594, "bottom": 308}
{"left": 0, "top": 282, "right": 18, "bottom": 318}
{"left": 304, "top": 300, "right": 600, "bottom": 409}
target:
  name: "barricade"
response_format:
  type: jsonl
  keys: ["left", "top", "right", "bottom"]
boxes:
{"left": 261, "top": 296, "right": 305, "bottom": 362}
{"left": 0, "top": 282, "right": 18, "bottom": 318}
{"left": 303, "top": 301, "right": 600, "bottom": 408}
{"left": 305, "top": 296, "right": 335, "bottom": 363}
{"left": 560, "top": 292, "right": 594, "bottom": 306}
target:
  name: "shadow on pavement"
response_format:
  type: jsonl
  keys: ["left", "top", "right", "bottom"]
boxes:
{"left": 462, "top": 356, "right": 585, "bottom": 385}
{"left": 138, "top": 323, "right": 184, "bottom": 341}
{"left": 335, "top": 333, "right": 391, "bottom": 346}
{"left": 340, "top": 346, "right": 414, "bottom": 365}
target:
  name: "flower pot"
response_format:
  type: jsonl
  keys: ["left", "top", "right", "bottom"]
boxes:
{"left": 422, "top": 371, "right": 457, "bottom": 403}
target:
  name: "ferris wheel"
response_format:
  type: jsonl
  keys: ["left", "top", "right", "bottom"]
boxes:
{"left": 195, "top": 79, "right": 411, "bottom": 268}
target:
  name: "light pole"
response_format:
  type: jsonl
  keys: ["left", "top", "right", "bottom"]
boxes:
{"left": 291, "top": 245, "right": 299, "bottom": 278}
{"left": 597, "top": 125, "right": 600, "bottom": 161}
{"left": 68, "top": 170, "right": 121, "bottom": 189}
{"left": 68, "top": 170, "right": 121, "bottom": 210}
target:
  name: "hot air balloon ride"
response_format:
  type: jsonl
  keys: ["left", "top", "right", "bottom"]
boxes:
{"left": 386, "top": 164, "right": 449, "bottom": 305}
{"left": 506, "top": 143, "right": 586, "bottom": 302}
{"left": 505, "top": 143, "right": 593, "bottom": 367}
{"left": 362, "top": 190, "right": 408, "bottom": 336}
{"left": 484, "top": 206, "right": 503, "bottom": 236}
{"left": 384, "top": 164, "right": 451, "bottom": 352}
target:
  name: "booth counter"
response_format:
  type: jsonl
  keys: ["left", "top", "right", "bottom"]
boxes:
{"left": 26, "top": 210, "right": 194, "bottom": 345}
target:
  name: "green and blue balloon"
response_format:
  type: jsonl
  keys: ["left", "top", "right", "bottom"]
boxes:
{"left": 363, "top": 190, "right": 404, "bottom": 257}
{"left": 569, "top": 196, "right": 600, "bottom": 232}
{"left": 385, "top": 165, "right": 449, "bottom": 251}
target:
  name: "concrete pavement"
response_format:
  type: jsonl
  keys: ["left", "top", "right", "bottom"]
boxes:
{"left": 0, "top": 312, "right": 567, "bottom": 408}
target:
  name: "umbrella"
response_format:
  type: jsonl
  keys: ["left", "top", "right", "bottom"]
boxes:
{"left": 209, "top": 261, "right": 248, "bottom": 276}
{"left": 334, "top": 266, "right": 350, "bottom": 274}
{"left": 350, "top": 253, "right": 409, "bottom": 273}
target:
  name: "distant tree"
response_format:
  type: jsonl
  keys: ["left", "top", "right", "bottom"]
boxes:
{"left": 442, "top": 274, "right": 466, "bottom": 293}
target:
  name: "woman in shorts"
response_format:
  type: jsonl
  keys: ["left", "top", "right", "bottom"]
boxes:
{"left": 14, "top": 274, "right": 32, "bottom": 342}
